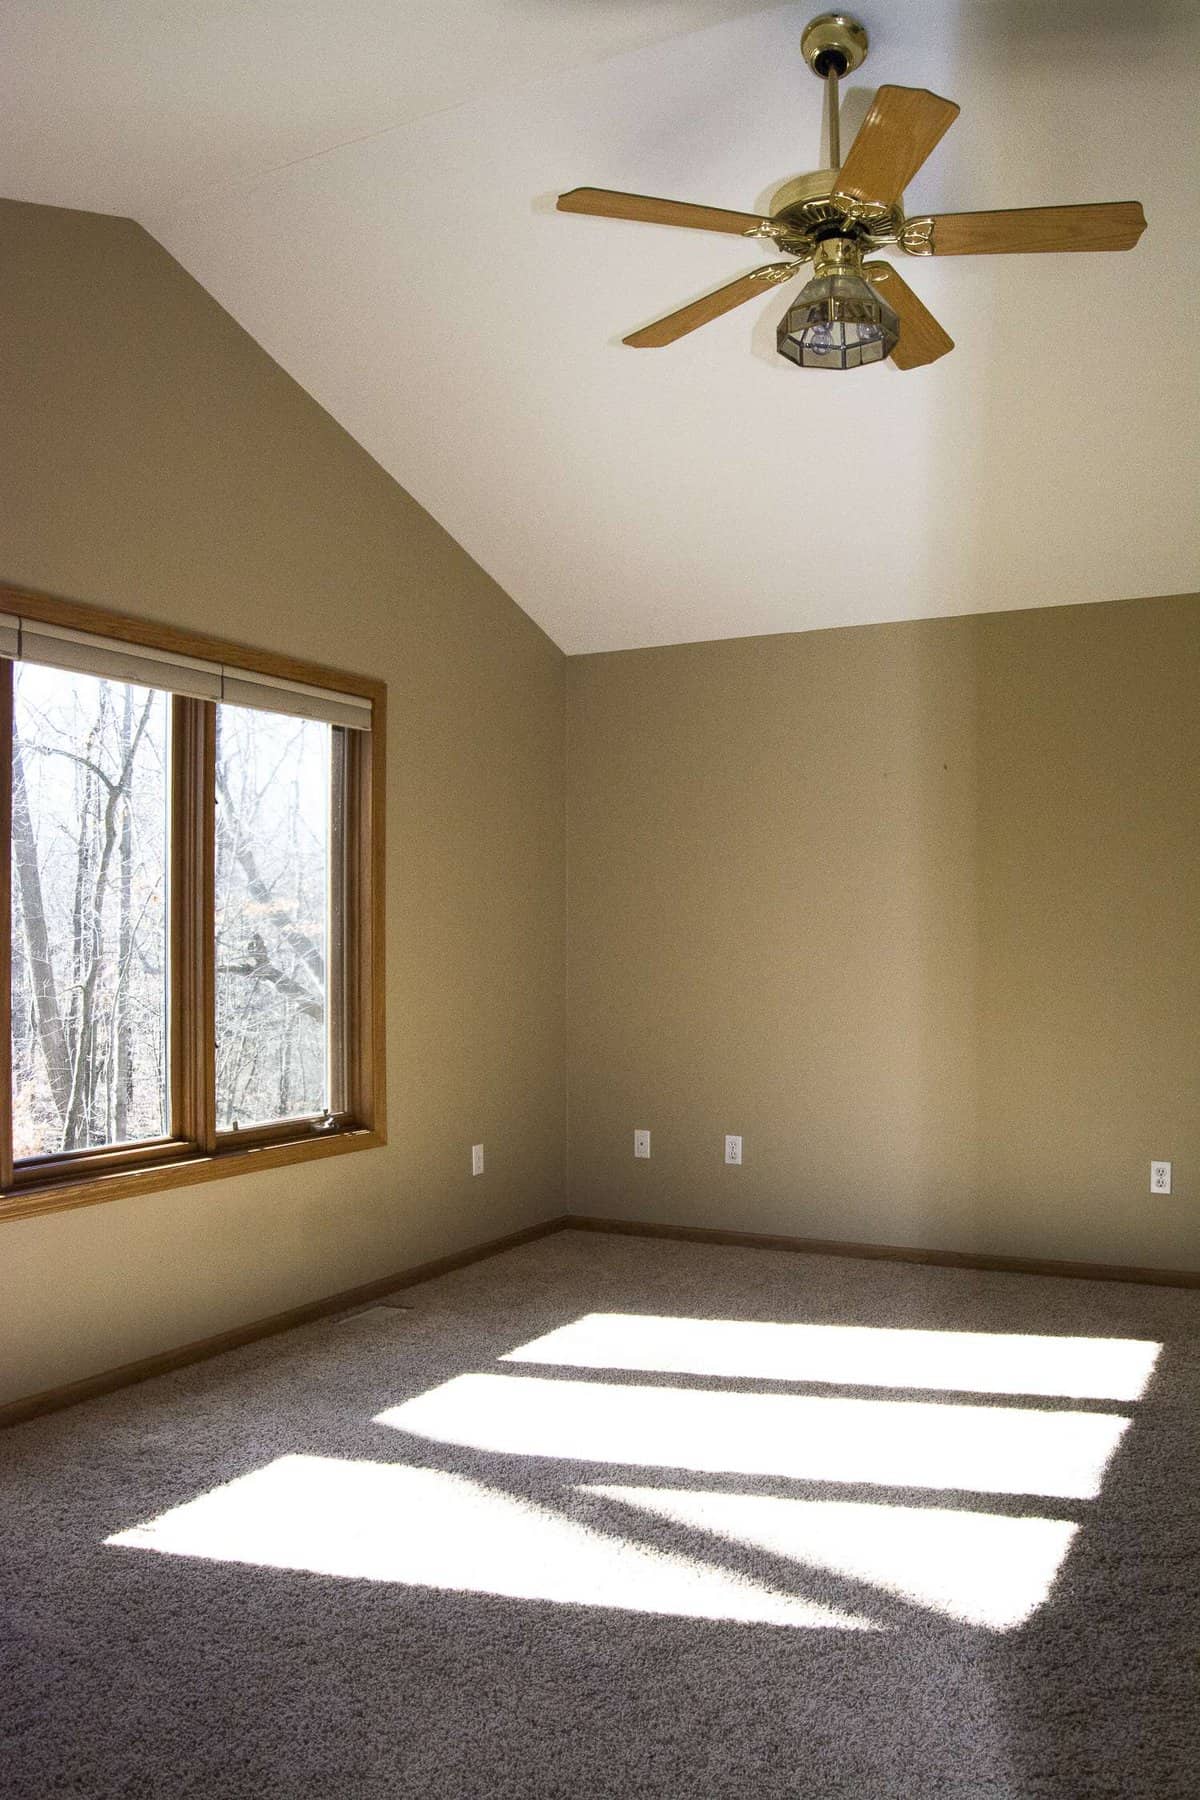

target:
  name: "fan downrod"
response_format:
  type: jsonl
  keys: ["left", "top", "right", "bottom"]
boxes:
{"left": 800, "top": 13, "right": 869, "bottom": 79}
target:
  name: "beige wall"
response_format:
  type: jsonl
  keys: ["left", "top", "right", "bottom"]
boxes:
{"left": 567, "top": 595, "right": 1200, "bottom": 1269}
{"left": 0, "top": 198, "right": 565, "bottom": 1405}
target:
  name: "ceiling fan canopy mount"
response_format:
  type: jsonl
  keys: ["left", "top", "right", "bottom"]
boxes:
{"left": 799, "top": 12, "right": 870, "bottom": 78}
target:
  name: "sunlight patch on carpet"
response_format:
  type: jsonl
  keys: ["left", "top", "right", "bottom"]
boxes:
{"left": 585, "top": 1485, "right": 1078, "bottom": 1630}
{"left": 503, "top": 1314, "right": 1161, "bottom": 1402}
{"left": 378, "top": 1373, "right": 1129, "bottom": 1499}
{"left": 105, "top": 1455, "right": 879, "bottom": 1632}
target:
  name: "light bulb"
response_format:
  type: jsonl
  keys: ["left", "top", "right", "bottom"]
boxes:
{"left": 776, "top": 269, "right": 898, "bottom": 370}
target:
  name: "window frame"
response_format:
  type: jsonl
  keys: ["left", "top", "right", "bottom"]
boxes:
{"left": 0, "top": 585, "right": 386, "bottom": 1224}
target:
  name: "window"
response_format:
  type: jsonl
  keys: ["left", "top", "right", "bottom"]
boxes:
{"left": 0, "top": 590, "right": 385, "bottom": 1219}
{"left": 12, "top": 664, "right": 170, "bottom": 1157}
{"left": 215, "top": 706, "right": 333, "bottom": 1132}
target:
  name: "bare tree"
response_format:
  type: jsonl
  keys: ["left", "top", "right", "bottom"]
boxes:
{"left": 11, "top": 671, "right": 164, "bottom": 1155}
{"left": 10, "top": 673, "right": 328, "bottom": 1156}
{"left": 214, "top": 709, "right": 328, "bottom": 1129}
{"left": 11, "top": 732, "right": 73, "bottom": 1124}
{"left": 114, "top": 685, "right": 134, "bottom": 1142}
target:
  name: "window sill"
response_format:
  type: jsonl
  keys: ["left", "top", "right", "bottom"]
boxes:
{"left": 0, "top": 1126, "right": 385, "bottom": 1225}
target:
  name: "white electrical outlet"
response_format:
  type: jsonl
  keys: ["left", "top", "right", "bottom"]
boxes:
{"left": 472, "top": 1143, "right": 484, "bottom": 1176}
{"left": 725, "top": 1134, "right": 742, "bottom": 1166}
{"left": 634, "top": 1130, "right": 651, "bottom": 1159}
{"left": 1151, "top": 1160, "right": 1171, "bottom": 1195}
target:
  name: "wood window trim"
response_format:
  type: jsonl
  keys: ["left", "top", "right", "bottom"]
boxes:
{"left": 0, "top": 583, "right": 387, "bottom": 1226}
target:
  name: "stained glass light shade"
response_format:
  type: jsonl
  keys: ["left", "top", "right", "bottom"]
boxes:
{"left": 777, "top": 271, "right": 899, "bottom": 370}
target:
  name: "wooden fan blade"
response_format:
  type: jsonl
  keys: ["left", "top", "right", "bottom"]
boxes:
{"left": 624, "top": 264, "right": 796, "bottom": 348}
{"left": 836, "top": 85, "right": 960, "bottom": 208}
{"left": 557, "top": 188, "right": 772, "bottom": 237}
{"left": 911, "top": 201, "right": 1147, "bottom": 255}
{"left": 864, "top": 262, "right": 954, "bottom": 370}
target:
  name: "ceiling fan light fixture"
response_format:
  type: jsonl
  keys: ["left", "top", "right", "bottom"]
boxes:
{"left": 776, "top": 268, "right": 898, "bottom": 369}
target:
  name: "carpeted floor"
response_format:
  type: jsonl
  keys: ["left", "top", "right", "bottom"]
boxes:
{"left": 2, "top": 1227, "right": 1199, "bottom": 1798}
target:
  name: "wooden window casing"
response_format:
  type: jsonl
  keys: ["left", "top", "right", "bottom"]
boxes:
{"left": 0, "top": 586, "right": 386, "bottom": 1224}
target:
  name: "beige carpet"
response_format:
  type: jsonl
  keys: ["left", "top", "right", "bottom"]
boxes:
{"left": 2, "top": 1227, "right": 1198, "bottom": 1797}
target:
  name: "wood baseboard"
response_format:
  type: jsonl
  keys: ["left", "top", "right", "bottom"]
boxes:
{"left": 567, "top": 1214, "right": 1200, "bottom": 1290}
{"left": 8, "top": 1208, "right": 1199, "bottom": 1430}
{"left": 0, "top": 1214, "right": 570, "bottom": 1429}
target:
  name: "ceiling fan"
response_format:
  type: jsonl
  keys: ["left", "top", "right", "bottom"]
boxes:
{"left": 557, "top": 12, "right": 1146, "bottom": 370}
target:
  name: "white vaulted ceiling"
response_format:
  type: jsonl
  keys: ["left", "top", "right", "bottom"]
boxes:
{"left": 3, "top": 1, "right": 1198, "bottom": 652}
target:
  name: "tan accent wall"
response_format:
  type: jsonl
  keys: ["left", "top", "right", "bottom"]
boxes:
{"left": 0, "top": 198, "right": 565, "bottom": 1405}
{"left": 567, "top": 596, "right": 1200, "bottom": 1268}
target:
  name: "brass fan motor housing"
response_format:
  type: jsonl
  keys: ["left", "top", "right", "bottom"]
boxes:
{"left": 765, "top": 169, "right": 906, "bottom": 260}
{"left": 800, "top": 14, "right": 869, "bottom": 78}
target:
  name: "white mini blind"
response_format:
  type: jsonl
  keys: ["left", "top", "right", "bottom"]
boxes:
{"left": 0, "top": 616, "right": 371, "bottom": 731}
{"left": 220, "top": 670, "right": 372, "bottom": 732}
{"left": 16, "top": 620, "right": 222, "bottom": 700}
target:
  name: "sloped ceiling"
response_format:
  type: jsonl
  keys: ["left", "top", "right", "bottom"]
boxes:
{"left": 3, "top": 1, "right": 1198, "bottom": 652}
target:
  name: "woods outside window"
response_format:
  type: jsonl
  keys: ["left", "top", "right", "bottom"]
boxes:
{"left": 0, "top": 588, "right": 385, "bottom": 1221}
